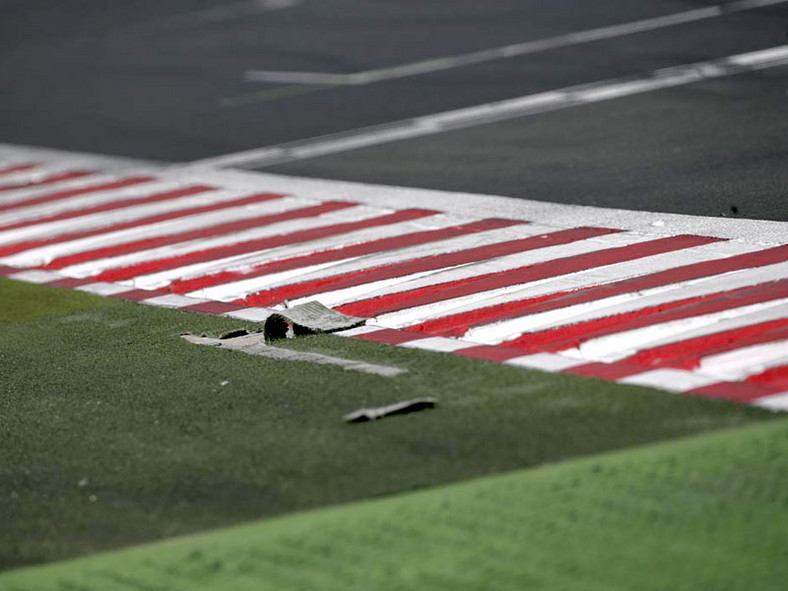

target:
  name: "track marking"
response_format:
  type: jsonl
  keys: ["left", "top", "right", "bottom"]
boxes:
{"left": 131, "top": 0, "right": 301, "bottom": 34}
{"left": 197, "top": 44, "right": 788, "bottom": 168}
{"left": 244, "top": 0, "right": 788, "bottom": 86}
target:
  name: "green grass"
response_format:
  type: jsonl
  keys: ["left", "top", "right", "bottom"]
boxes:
{"left": 0, "top": 277, "right": 776, "bottom": 571}
{"left": 3, "top": 416, "right": 787, "bottom": 590}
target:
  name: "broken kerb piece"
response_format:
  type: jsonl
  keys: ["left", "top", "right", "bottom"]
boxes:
{"left": 264, "top": 300, "right": 366, "bottom": 339}
{"left": 344, "top": 398, "right": 438, "bottom": 423}
{"left": 182, "top": 332, "right": 406, "bottom": 377}
{"left": 183, "top": 301, "right": 404, "bottom": 376}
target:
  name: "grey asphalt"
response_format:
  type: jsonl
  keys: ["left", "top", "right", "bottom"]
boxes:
{"left": 0, "top": 1, "right": 786, "bottom": 219}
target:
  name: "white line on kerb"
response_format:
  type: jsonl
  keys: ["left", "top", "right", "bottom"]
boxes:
{"left": 193, "top": 44, "right": 788, "bottom": 169}
{"left": 244, "top": 0, "right": 788, "bottom": 85}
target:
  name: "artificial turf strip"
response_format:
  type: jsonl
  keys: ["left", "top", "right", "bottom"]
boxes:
{"left": 3, "top": 417, "right": 787, "bottom": 591}
{"left": 0, "top": 278, "right": 775, "bottom": 570}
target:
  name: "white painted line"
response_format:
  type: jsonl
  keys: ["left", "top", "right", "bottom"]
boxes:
{"left": 75, "top": 282, "right": 135, "bottom": 296}
{"left": 398, "top": 337, "right": 477, "bottom": 352}
{"left": 564, "top": 298, "right": 788, "bottom": 363}
{"left": 0, "top": 173, "right": 111, "bottom": 207}
{"left": 143, "top": 294, "right": 211, "bottom": 309}
{"left": 416, "top": 241, "right": 766, "bottom": 332}
{"left": 0, "top": 178, "right": 173, "bottom": 228}
{"left": 1, "top": 192, "right": 301, "bottom": 266}
{"left": 193, "top": 44, "right": 788, "bottom": 169}
{"left": 0, "top": 163, "right": 81, "bottom": 187}
{"left": 136, "top": 0, "right": 300, "bottom": 32}
{"left": 617, "top": 369, "right": 719, "bottom": 392}
{"left": 245, "top": 1, "right": 788, "bottom": 86}
{"left": 0, "top": 186, "right": 240, "bottom": 248}
{"left": 222, "top": 307, "right": 275, "bottom": 322}
{"left": 8, "top": 269, "right": 61, "bottom": 284}
{"left": 334, "top": 325, "right": 382, "bottom": 337}
{"left": 60, "top": 204, "right": 388, "bottom": 280}
{"left": 695, "top": 339, "right": 788, "bottom": 381}
{"left": 289, "top": 231, "right": 654, "bottom": 312}
{"left": 503, "top": 353, "right": 587, "bottom": 372}
{"left": 190, "top": 223, "right": 540, "bottom": 301}
{"left": 177, "top": 212, "right": 473, "bottom": 297}
{"left": 754, "top": 392, "right": 788, "bottom": 412}
{"left": 183, "top": 168, "right": 788, "bottom": 244}
{"left": 465, "top": 260, "right": 788, "bottom": 344}
{"left": 0, "top": 142, "right": 160, "bottom": 172}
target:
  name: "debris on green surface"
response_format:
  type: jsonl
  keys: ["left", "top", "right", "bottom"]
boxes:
{"left": 183, "top": 331, "right": 406, "bottom": 377}
{"left": 0, "top": 277, "right": 776, "bottom": 571}
{"left": 344, "top": 397, "right": 438, "bottom": 423}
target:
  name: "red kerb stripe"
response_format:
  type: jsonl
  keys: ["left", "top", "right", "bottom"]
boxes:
{"left": 0, "top": 190, "right": 287, "bottom": 258}
{"left": 747, "top": 364, "right": 788, "bottom": 388}
{"left": 239, "top": 226, "right": 614, "bottom": 308}
{"left": 349, "top": 328, "right": 425, "bottom": 345}
{"left": 46, "top": 201, "right": 356, "bottom": 272}
{"left": 169, "top": 218, "right": 522, "bottom": 294}
{"left": 0, "top": 176, "right": 154, "bottom": 213}
{"left": 563, "top": 362, "right": 647, "bottom": 380}
{"left": 0, "top": 170, "right": 94, "bottom": 193}
{"left": 622, "top": 319, "right": 788, "bottom": 369}
{"left": 0, "top": 184, "right": 218, "bottom": 235}
{"left": 503, "top": 279, "right": 788, "bottom": 352}
{"left": 687, "top": 381, "right": 782, "bottom": 403}
{"left": 398, "top": 243, "right": 788, "bottom": 338}
{"left": 92, "top": 208, "right": 439, "bottom": 283}
{"left": 336, "top": 234, "right": 720, "bottom": 318}
{"left": 0, "top": 164, "right": 38, "bottom": 176}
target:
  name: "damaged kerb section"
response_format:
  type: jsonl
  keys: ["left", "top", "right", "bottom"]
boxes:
{"left": 182, "top": 301, "right": 406, "bottom": 377}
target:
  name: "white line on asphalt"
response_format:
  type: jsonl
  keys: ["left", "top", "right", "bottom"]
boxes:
{"left": 193, "top": 44, "right": 788, "bottom": 169}
{"left": 245, "top": 0, "right": 788, "bottom": 85}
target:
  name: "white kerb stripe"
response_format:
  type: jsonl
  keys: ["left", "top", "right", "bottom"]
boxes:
{"left": 75, "top": 282, "right": 136, "bottom": 296}
{"left": 617, "top": 369, "right": 719, "bottom": 392}
{"left": 0, "top": 186, "right": 240, "bottom": 248}
{"left": 59, "top": 205, "right": 388, "bottom": 279}
{"left": 754, "top": 392, "right": 788, "bottom": 412}
{"left": 143, "top": 293, "right": 212, "bottom": 309}
{"left": 565, "top": 298, "right": 788, "bottom": 362}
{"left": 2, "top": 193, "right": 305, "bottom": 266}
{"left": 175, "top": 214, "right": 471, "bottom": 295}
{"left": 0, "top": 173, "right": 153, "bottom": 211}
{"left": 465, "top": 260, "right": 788, "bottom": 344}
{"left": 0, "top": 179, "right": 175, "bottom": 227}
{"left": 190, "top": 223, "right": 542, "bottom": 301}
{"left": 421, "top": 241, "right": 767, "bottom": 334}
{"left": 398, "top": 337, "right": 477, "bottom": 352}
{"left": 8, "top": 269, "right": 61, "bottom": 284}
{"left": 502, "top": 353, "right": 587, "bottom": 372}
{"left": 695, "top": 339, "right": 788, "bottom": 381}
{"left": 288, "top": 231, "right": 653, "bottom": 312}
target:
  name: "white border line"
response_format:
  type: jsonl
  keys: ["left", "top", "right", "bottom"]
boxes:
{"left": 191, "top": 45, "right": 788, "bottom": 170}
{"left": 245, "top": 0, "right": 788, "bottom": 86}
{"left": 172, "top": 167, "right": 788, "bottom": 244}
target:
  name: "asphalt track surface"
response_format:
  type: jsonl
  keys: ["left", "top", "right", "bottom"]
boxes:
{"left": 0, "top": 0, "right": 787, "bottom": 219}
